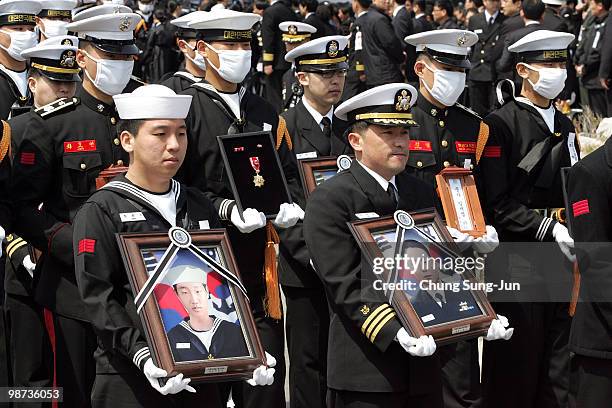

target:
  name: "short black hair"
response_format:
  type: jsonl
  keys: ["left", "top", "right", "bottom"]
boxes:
{"left": 395, "top": 0, "right": 406, "bottom": 5}
{"left": 27, "top": 67, "right": 42, "bottom": 79}
{"left": 594, "top": 0, "right": 611, "bottom": 10}
{"left": 522, "top": 0, "right": 545, "bottom": 20}
{"left": 434, "top": 0, "right": 453, "bottom": 16}
{"left": 414, "top": 0, "right": 426, "bottom": 9}
{"left": 349, "top": 120, "right": 370, "bottom": 135}
{"left": 117, "top": 119, "right": 145, "bottom": 137}
{"left": 355, "top": 0, "right": 372, "bottom": 9}
{"left": 300, "top": 0, "right": 319, "bottom": 12}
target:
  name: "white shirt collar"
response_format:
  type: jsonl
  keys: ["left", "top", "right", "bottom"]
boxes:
{"left": 301, "top": 96, "right": 333, "bottom": 130}
{"left": 484, "top": 10, "right": 499, "bottom": 22}
{"left": 525, "top": 19, "right": 540, "bottom": 25}
{"left": 305, "top": 12, "right": 314, "bottom": 19}
{"left": 393, "top": 5, "right": 403, "bottom": 17}
{"left": 356, "top": 160, "right": 396, "bottom": 192}
{"left": 415, "top": 12, "right": 425, "bottom": 18}
{"left": 516, "top": 96, "right": 556, "bottom": 133}
{"left": 357, "top": 10, "right": 368, "bottom": 17}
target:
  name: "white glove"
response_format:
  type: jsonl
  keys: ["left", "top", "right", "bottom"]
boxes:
{"left": 272, "top": 203, "right": 304, "bottom": 229}
{"left": 396, "top": 328, "right": 436, "bottom": 357}
{"left": 473, "top": 225, "right": 499, "bottom": 254}
{"left": 446, "top": 226, "right": 475, "bottom": 252}
{"left": 143, "top": 358, "right": 196, "bottom": 395}
{"left": 552, "top": 223, "right": 576, "bottom": 262}
{"left": 22, "top": 255, "right": 36, "bottom": 278}
{"left": 485, "top": 314, "right": 514, "bottom": 341}
{"left": 230, "top": 206, "right": 266, "bottom": 233}
{"left": 246, "top": 351, "right": 276, "bottom": 386}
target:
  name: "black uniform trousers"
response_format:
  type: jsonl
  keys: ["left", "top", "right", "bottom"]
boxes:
{"left": 219, "top": 295, "right": 286, "bottom": 408}
{"left": 327, "top": 388, "right": 443, "bottom": 408}
{"left": 482, "top": 301, "right": 570, "bottom": 408}
{"left": 439, "top": 340, "right": 482, "bottom": 408}
{"left": 264, "top": 70, "right": 286, "bottom": 114}
{"left": 5, "top": 294, "right": 53, "bottom": 407}
{"left": 587, "top": 88, "right": 612, "bottom": 117}
{"left": 91, "top": 368, "right": 223, "bottom": 408}
{"left": 283, "top": 285, "right": 329, "bottom": 408}
{"left": 468, "top": 81, "right": 495, "bottom": 117}
{"left": 52, "top": 313, "right": 96, "bottom": 408}
{"left": 570, "top": 355, "right": 612, "bottom": 408}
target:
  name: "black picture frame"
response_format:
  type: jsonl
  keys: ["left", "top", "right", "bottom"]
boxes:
{"left": 217, "top": 131, "right": 292, "bottom": 218}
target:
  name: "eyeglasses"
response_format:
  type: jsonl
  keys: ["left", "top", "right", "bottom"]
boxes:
{"left": 310, "top": 69, "right": 348, "bottom": 79}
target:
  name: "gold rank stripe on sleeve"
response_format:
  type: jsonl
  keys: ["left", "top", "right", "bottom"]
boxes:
{"left": 6, "top": 236, "right": 27, "bottom": 259}
{"left": 263, "top": 52, "right": 274, "bottom": 62}
{"left": 361, "top": 304, "right": 397, "bottom": 343}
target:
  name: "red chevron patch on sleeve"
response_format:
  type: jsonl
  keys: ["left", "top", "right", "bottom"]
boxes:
{"left": 572, "top": 199, "right": 590, "bottom": 217}
{"left": 20, "top": 152, "right": 35, "bottom": 165}
{"left": 78, "top": 239, "right": 96, "bottom": 254}
{"left": 483, "top": 146, "right": 501, "bottom": 158}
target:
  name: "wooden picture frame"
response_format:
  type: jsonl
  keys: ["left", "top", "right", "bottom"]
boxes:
{"left": 95, "top": 165, "right": 128, "bottom": 190}
{"left": 435, "top": 167, "right": 486, "bottom": 237}
{"left": 217, "top": 131, "right": 292, "bottom": 218}
{"left": 116, "top": 229, "right": 266, "bottom": 383}
{"left": 297, "top": 155, "right": 353, "bottom": 198}
{"left": 349, "top": 209, "right": 496, "bottom": 345}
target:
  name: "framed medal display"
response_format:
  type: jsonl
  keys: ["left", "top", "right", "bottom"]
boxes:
{"left": 117, "top": 227, "right": 266, "bottom": 383}
{"left": 95, "top": 165, "right": 129, "bottom": 189}
{"left": 217, "top": 131, "right": 292, "bottom": 218}
{"left": 298, "top": 155, "right": 353, "bottom": 198}
{"left": 435, "top": 167, "right": 486, "bottom": 237}
{"left": 349, "top": 210, "right": 496, "bottom": 345}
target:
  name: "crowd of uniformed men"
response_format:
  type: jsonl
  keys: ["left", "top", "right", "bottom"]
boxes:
{"left": 0, "top": 0, "right": 610, "bottom": 407}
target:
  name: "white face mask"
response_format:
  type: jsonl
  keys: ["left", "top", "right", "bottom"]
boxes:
{"left": 138, "top": 1, "right": 155, "bottom": 14}
{"left": 0, "top": 29, "right": 37, "bottom": 62}
{"left": 205, "top": 43, "right": 252, "bottom": 84}
{"left": 82, "top": 50, "right": 134, "bottom": 96}
{"left": 421, "top": 62, "right": 466, "bottom": 107}
{"left": 521, "top": 63, "right": 567, "bottom": 100}
{"left": 182, "top": 42, "right": 206, "bottom": 72}
{"left": 41, "top": 19, "right": 69, "bottom": 38}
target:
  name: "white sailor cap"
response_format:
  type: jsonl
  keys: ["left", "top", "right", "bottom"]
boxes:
{"left": 71, "top": 3, "right": 131, "bottom": 22}
{"left": 335, "top": 83, "right": 418, "bottom": 127}
{"left": 66, "top": 12, "right": 141, "bottom": 55}
{"left": 187, "top": 9, "right": 261, "bottom": 42}
{"left": 38, "top": 0, "right": 76, "bottom": 18}
{"left": 0, "top": 0, "right": 42, "bottom": 26}
{"left": 404, "top": 29, "right": 478, "bottom": 69}
{"left": 285, "top": 35, "right": 349, "bottom": 71}
{"left": 22, "top": 34, "right": 80, "bottom": 81}
{"left": 170, "top": 10, "right": 208, "bottom": 39}
{"left": 508, "top": 30, "right": 574, "bottom": 62}
{"left": 163, "top": 265, "right": 207, "bottom": 286}
{"left": 114, "top": 84, "right": 193, "bottom": 120}
{"left": 279, "top": 21, "right": 316, "bottom": 43}
{"left": 542, "top": 0, "right": 565, "bottom": 5}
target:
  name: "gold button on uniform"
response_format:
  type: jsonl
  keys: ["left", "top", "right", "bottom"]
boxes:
{"left": 116, "top": 160, "right": 123, "bottom": 166}
{"left": 110, "top": 117, "right": 117, "bottom": 125}
{"left": 443, "top": 161, "right": 450, "bottom": 168}
{"left": 114, "top": 138, "right": 120, "bottom": 145}
{"left": 417, "top": 161, "right": 423, "bottom": 168}
{"left": 80, "top": 163, "right": 87, "bottom": 170}
{"left": 441, "top": 140, "right": 448, "bottom": 148}
{"left": 439, "top": 120, "right": 445, "bottom": 127}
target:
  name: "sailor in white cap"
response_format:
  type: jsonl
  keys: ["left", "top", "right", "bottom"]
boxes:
{"left": 279, "top": 34, "right": 351, "bottom": 408}
{"left": 10, "top": 10, "right": 142, "bottom": 406}
{"left": 478, "top": 29, "right": 578, "bottom": 408}
{"left": 541, "top": 0, "right": 570, "bottom": 31}
{"left": 279, "top": 21, "right": 316, "bottom": 110}
{"left": 161, "top": 11, "right": 208, "bottom": 93}
{"left": 180, "top": 8, "right": 301, "bottom": 407}
{"left": 72, "top": 85, "right": 274, "bottom": 406}
{"left": 35, "top": 0, "right": 77, "bottom": 40}
{"left": 0, "top": 0, "right": 42, "bottom": 118}
{"left": 404, "top": 27, "right": 502, "bottom": 408}
{"left": 70, "top": 3, "right": 131, "bottom": 22}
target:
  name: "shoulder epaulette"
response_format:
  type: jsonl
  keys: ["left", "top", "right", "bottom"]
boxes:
{"left": 1, "top": 120, "right": 10, "bottom": 163}
{"left": 35, "top": 97, "right": 79, "bottom": 118}
{"left": 455, "top": 103, "right": 482, "bottom": 120}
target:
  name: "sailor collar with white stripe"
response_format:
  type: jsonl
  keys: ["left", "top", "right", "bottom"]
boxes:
{"left": 192, "top": 81, "right": 247, "bottom": 119}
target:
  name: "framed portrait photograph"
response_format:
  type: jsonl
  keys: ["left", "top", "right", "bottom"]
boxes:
{"left": 95, "top": 165, "right": 128, "bottom": 190}
{"left": 217, "top": 131, "right": 292, "bottom": 218}
{"left": 349, "top": 209, "right": 496, "bottom": 345}
{"left": 435, "top": 167, "right": 486, "bottom": 237}
{"left": 298, "top": 155, "right": 353, "bottom": 198}
{"left": 117, "top": 227, "right": 265, "bottom": 383}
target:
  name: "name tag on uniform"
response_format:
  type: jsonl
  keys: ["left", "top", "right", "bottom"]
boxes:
{"left": 422, "top": 314, "right": 435, "bottom": 323}
{"left": 474, "top": 29, "right": 483, "bottom": 34}
{"left": 568, "top": 132, "right": 579, "bottom": 166}
{"left": 120, "top": 212, "right": 146, "bottom": 222}
{"left": 263, "top": 123, "right": 272, "bottom": 132}
{"left": 176, "top": 343, "right": 191, "bottom": 349}
{"left": 199, "top": 220, "right": 210, "bottom": 230}
{"left": 296, "top": 151, "right": 317, "bottom": 160}
{"left": 355, "top": 212, "right": 379, "bottom": 219}
{"left": 593, "top": 31, "right": 601, "bottom": 48}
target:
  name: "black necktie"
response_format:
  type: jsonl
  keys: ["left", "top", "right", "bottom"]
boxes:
{"left": 435, "top": 293, "right": 445, "bottom": 306}
{"left": 321, "top": 117, "right": 332, "bottom": 139}
{"left": 387, "top": 183, "right": 398, "bottom": 208}
{"left": 488, "top": 16, "right": 494, "bottom": 25}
